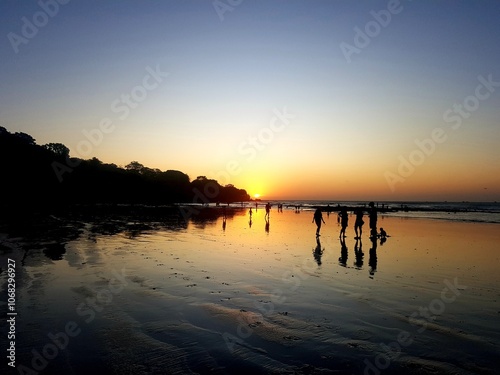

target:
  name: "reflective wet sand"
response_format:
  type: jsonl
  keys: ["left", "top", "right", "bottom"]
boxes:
{"left": 2, "top": 208, "right": 499, "bottom": 374}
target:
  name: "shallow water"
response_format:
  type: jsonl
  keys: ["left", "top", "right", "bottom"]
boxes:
{"left": 236, "top": 200, "right": 500, "bottom": 224}
{"left": 1, "top": 208, "right": 499, "bottom": 374}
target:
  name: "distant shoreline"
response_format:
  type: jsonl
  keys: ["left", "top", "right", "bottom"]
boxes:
{"left": 1, "top": 200, "right": 499, "bottom": 228}
{"left": 2, "top": 200, "right": 498, "bottom": 214}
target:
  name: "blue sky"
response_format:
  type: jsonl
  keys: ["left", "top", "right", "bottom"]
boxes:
{"left": 1, "top": 0, "right": 499, "bottom": 200}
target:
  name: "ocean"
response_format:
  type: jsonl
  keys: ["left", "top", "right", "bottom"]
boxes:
{"left": 219, "top": 200, "right": 500, "bottom": 224}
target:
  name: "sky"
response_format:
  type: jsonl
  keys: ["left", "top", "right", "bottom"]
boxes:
{"left": 1, "top": 0, "right": 499, "bottom": 201}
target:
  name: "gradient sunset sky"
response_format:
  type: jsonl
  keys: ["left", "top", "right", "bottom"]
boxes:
{"left": 1, "top": 1, "right": 499, "bottom": 201}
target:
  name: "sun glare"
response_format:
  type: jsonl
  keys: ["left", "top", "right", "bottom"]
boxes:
{"left": 253, "top": 193, "right": 261, "bottom": 199}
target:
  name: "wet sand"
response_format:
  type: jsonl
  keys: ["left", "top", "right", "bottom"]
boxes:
{"left": 1, "top": 208, "right": 499, "bottom": 374}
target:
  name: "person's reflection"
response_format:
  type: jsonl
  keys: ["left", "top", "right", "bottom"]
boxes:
{"left": 339, "top": 237, "right": 348, "bottom": 267}
{"left": 249, "top": 217, "right": 252, "bottom": 228}
{"left": 354, "top": 238, "right": 364, "bottom": 269}
{"left": 369, "top": 235, "right": 378, "bottom": 277}
{"left": 313, "top": 237, "right": 323, "bottom": 266}
{"left": 265, "top": 217, "right": 270, "bottom": 233}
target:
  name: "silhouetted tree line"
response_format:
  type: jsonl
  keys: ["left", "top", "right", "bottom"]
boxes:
{"left": 0, "top": 127, "right": 250, "bottom": 212}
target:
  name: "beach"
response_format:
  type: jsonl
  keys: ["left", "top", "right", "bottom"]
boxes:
{"left": 1, "top": 207, "right": 499, "bottom": 374}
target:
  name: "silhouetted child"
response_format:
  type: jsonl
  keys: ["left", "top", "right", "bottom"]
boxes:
{"left": 379, "top": 227, "right": 387, "bottom": 238}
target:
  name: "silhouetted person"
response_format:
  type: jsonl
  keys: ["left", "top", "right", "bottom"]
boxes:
{"left": 222, "top": 217, "right": 227, "bottom": 231}
{"left": 339, "top": 207, "right": 348, "bottom": 238}
{"left": 313, "top": 237, "right": 323, "bottom": 266}
{"left": 368, "top": 201, "right": 377, "bottom": 238}
{"left": 339, "top": 237, "right": 348, "bottom": 266}
{"left": 312, "top": 208, "right": 325, "bottom": 236}
{"left": 354, "top": 238, "right": 364, "bottom": 269}
{"left": 265, "top": 202, "right": 271, "bottom": 219}
{"left": 369, "top": 235, "right": 378, "bottom": 277}
{"left": 354, "top": 207, "right": 364, "bottom": 239}
{"left": 376, "top": 227, "right": 389, "bottom": 245}
{"left": 249, "top": 207, "right": 253, "bottom": 218}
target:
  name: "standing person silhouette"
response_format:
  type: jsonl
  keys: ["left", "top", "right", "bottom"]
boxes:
{"left": 368, "top": 202, "right": 378, "bottom": 238}
{"left": 339, "top": 207, "right": 348, "bottom": 238}
{"left": 354, "top": 207, "right": 364, "bottom": 239}
{"left": 265, "top": 202, "right": 271, "bottom": 220}
{"left": 312, "top": 208, "right": 325, "bottom": 236}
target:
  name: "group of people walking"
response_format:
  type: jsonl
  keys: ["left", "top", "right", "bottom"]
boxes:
{"left": 313, "top": 202, "right": 386, "bottom": 239}
{"left": 245, "top": 202, "right": 387, "bottom": 239}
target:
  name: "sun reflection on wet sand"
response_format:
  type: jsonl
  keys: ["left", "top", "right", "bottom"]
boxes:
{"left": 6, "top": 208, "right": 500, "bottom": 374}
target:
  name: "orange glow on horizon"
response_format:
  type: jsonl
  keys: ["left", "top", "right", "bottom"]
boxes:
{"left": 227, "top": 159, "right": 500, "bottom": 202}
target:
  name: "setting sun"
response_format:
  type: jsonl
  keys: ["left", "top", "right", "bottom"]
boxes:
{"left": 253, "top": 193, "right": 261, "bottom": 199}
